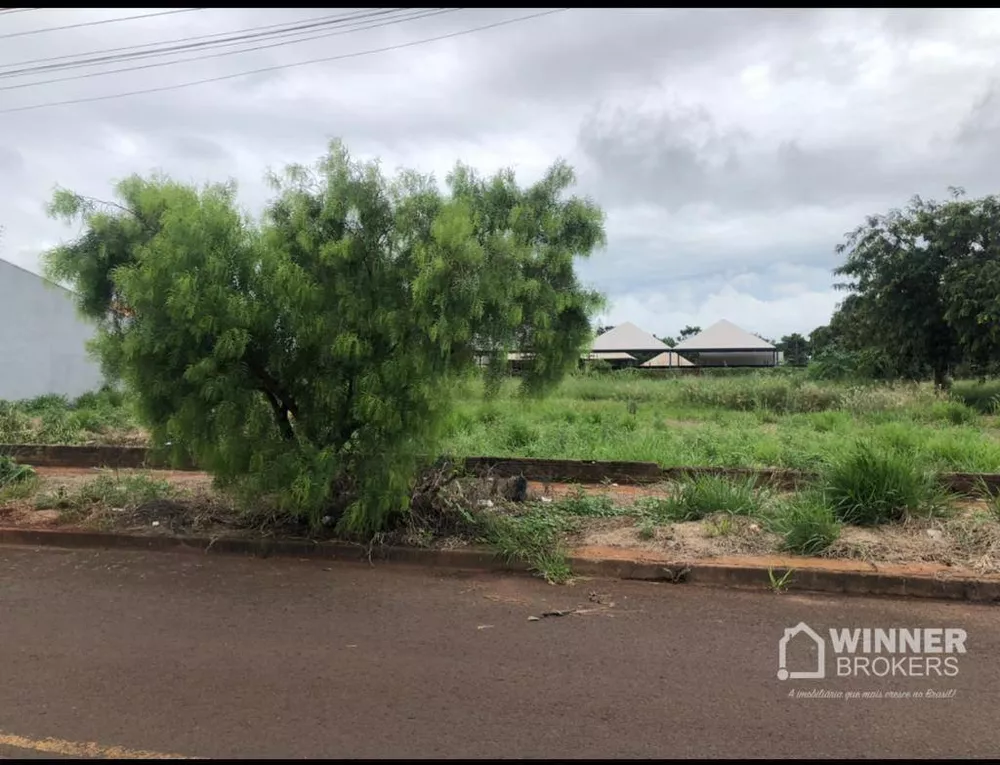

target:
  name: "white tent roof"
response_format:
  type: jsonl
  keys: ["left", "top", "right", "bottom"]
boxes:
{"left": 591, "top": 322, "right": 668, "bottom": 353}
{"left": 673, "top": 319, "right": 776, "bottom": 351}
{"left": 640, "top": 351, "right": 695, "bottom": 368}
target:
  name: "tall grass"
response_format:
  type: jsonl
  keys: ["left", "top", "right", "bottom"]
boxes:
{"left": 821, "top": 442, "right": 947, "bottom": 526}
{"left": 445, "top": 375, "right": 1000, "bottom": 472}
{"left": 7, "top": 376, "right": 1000, "bottom": 475}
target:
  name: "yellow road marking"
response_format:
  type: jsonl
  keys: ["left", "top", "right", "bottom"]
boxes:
{"left": 0, "top": 730, "right": 197, "bottom": 759}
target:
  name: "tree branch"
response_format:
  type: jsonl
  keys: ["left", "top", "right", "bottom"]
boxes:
{"left": 257, "top": 386, "right": 295, "bottom": 441}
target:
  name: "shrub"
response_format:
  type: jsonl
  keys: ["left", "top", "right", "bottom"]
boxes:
{"left": 648, "top": 474, "right": 764, "bottom": 522}
{"left": 43, "top": 141, "right": 606, "bottom": 534}
{"left": 767, "top": 493, "right": 840, "bottom": 555}
{"left": 951, "top": 380, "right": 1000, "bottom": 414}
{"left": 0, "top": 455, "right": 35, "bottom": 488}
{"left": 822, "top": 442, "right": 944, "bottom": 525}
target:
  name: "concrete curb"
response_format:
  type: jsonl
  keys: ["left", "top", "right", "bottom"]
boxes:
{"left": 2, "top": 526, "right": 999, "bottom": 604}
{"left": 6, "top": 443, "right": 1000, "bottom": 493}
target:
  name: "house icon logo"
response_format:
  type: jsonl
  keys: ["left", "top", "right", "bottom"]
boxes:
{"left": 778, "top": 621, "right": 826, "bottom": 680}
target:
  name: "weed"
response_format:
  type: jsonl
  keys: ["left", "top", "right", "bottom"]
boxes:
{"left": 552, "top": 489, "right": 622, "bottom": 518}
{"left": 767, "top": 567, "right": 795, "bottom": 593}
{"left": 822, "top": 442, "right": 947, "bottom": 526}
{"left": 0, "top": 455, "right": 35, "bottom": 487}
{"left": 951, "top": 380, "right": 1000, "bottom": 414}
{"left": 704, "top": 514, "right": 736, "bottom": 537}
{"left": 767, "top": 493, "right": 841, "bottom": 555}
{"left": 474, "top": 509, "right": 574, "bottom": 583}
{"left": 975, "top": 478, "right": 1000, "bottom": 522}
{"left": 656, "top": 474, "right": 765, "bottom": 522}
{"left": 34, "top": 472, "right": 176, "bottom": 522}
{"left": 636, "top": 517, "right": 657, "bottom": 540}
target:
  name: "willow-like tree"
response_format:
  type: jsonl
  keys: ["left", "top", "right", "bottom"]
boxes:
{"left": 44, "top": 141, "right": 606, "bottom": 533}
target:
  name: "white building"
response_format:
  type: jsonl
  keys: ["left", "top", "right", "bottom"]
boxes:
{"left": 0, "top": 258, "right": 104, "bottom": 400}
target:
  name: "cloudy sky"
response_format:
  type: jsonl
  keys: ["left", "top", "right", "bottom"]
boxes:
{"left": 2, "top": 8, "right": 999, "bottom": 341}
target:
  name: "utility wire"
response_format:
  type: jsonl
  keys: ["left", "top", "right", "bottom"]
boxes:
{"left": 0, "top": 10, "right": 348, "bottom": 72}
{"left": 0, "top": 8, "right": 203, "bottom": 41}
{"left": 0, "top": 9, "right": 456, "bottom": 92}
{"left": 0, "top": 9, "right": 569, "bottom": 115}
{"left": 0, "top": 8, "right": 408, "bottom": 78}
{"left": 0, "top": 8, "right": 39, "bottom": 15}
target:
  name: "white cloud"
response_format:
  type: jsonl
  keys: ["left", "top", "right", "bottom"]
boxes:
{"left": 2, "top": 7, "right": 1000, "bottom": 338}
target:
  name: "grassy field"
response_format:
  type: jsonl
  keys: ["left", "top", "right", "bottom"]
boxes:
{"left": 5, "top": 373, "right": 1000, "bottom": 472}
{"left": 6, "top": 372, "right": 1000, "bottom": 583}
{"left": 447, "top": 373, "right": 1000, "bottom": 472}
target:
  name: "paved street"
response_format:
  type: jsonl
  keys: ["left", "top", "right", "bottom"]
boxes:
{"left": 0, "top": 546, "right": 997, "bottom": 759}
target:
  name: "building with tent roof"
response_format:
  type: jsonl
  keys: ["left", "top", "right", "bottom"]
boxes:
{"left": 672, "top": 319, "right": 780, "bottom": 367}
{"left": 588, "top": 321, "right": 667, "bottom": 368}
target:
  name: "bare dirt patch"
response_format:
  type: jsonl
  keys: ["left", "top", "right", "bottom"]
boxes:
{"left": 572, "top": 514, "right": 780, "bottom": 560}
{"left": 5, "top": 467, "right": 1000, "bottom": 580}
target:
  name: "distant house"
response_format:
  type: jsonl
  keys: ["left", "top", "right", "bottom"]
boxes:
{"left": 640, "top": 351, "right": 695, "bottom": 370}
{"left": 589, "top": 322, "right": 668, "bottom": 368}
{"left": 0, "top": 257, "right": 104, "bottom": 400}
{"left": 673, "top": 319, "right": 780, "bottom": 368}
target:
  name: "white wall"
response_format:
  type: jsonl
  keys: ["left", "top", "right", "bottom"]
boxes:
{"left": 0, "top": 260, "right": 104, "bottom": 400}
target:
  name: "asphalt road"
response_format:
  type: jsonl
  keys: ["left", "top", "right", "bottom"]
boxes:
{"left": 0, "top": 546, "right": 997, "bottom": 759}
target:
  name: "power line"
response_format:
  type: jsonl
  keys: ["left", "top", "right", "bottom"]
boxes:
{"left": 0, "top": 8, "right": 409, "bottom": 78}
{"left": 0, "top": 10, "right": 389, "bottom": 76}
{"left": 0, "top": 8, "right": 203, "bottom": 41}
{"left": 0, "top": 9, "right": 457, "bottom": 93}
{"left": 0, "top": 8, "right": 39, "bottom": 15}
{"left": 0, "top": 9, "right": 569, "bottom": 116}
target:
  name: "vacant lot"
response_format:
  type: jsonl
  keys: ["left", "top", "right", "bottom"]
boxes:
{"left": 4, "top": 374, "right": 1000, "bottom": 472}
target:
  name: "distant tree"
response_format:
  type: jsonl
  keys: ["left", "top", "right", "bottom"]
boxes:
{"left": 594, "top": 325, "right": 615, "bottom": 336}
{"left": 754, "top": 333, "right": 776, "bottom": 346}
{"left": 677, "top": 325, "right": 701, "bottom": 341}
{"left": 658, "top": 335, "right": 677, "bottom": 347}
{"left": 833, "top": 188, "right": 1000, "bottom": 387}
{"left": 43, "top": 140, "right": 607, "bottom": 534}
{"left": 808, "top": 324, "right": 835, "bottom": 356}
{"left": 777, "top": 333, "right": 810, "bottom": 366}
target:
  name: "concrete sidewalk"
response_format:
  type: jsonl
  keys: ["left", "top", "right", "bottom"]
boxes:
{"left": 0, "top": 546, "right": 997, "bottom": 758}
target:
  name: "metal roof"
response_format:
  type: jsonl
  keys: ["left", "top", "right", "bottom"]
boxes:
{"left": 673, "top": 319, "right": 776, "bottom": 351}
{"left": 640, "top": 351, "right": 695, "bottom": 368}
{"left": 591, "top": 322, "right": 669, "bottom": 353}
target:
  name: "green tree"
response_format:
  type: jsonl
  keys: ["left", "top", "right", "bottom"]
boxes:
{"left": 658, "top": 335, "right": 677, "bottom": 347}
{"left": 44, "top": 140, "right": 606, "bottom": 534}
{"left": 677, "top": 325, "right": 701, "bottom": 341}
{"left": 777, "top": 333, "right": 810, "bottom": 366}
{"left": 832, "top": 189, "right": 997, "bottom": 387}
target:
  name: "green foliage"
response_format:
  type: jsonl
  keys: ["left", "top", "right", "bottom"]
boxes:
{"left": 0, "top": 455, "right": 35, "bottom": 488}
{"left": 821, "top": 442, "right": 945, "bottom": 526}
{"left": 950, "top": 380, "right": 1000, "bottom": 414}
{"left": 34, "top": 472, "right": 175, "bottom": 519}
{"left": 676, "top": 376, "right": 841, "bottom": 413}
{"left": 647, "top": 474, "right": 764, "bottom": 522}
{"left": 0, "top": 388, "right": 136, "bottom": 445}
{"left": 833, "top": 189, "right": 1000, "bottom": 385}
{"left": 777, "top": 333, "right": 810, "bottom": 366}
{"left": 43, "top": 140, "right": 606, "bottom": 534}
{"left": 470, "top": 507, "right": 574, "bottom": 583}
{"left": 767, "top": 493, "right": 841, "bottom": 555}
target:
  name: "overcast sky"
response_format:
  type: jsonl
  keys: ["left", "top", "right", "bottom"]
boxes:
{"left": 2, "top": 8, "right": 999, "bottom": 341}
